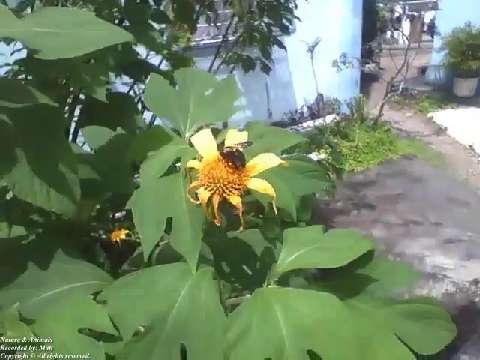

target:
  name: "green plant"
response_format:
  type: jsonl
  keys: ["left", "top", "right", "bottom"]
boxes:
{"left": 0, "top": 4, "right": 457, "bottom": 360}
{"left": 397, "top": 138, "right": 446, "bottom": 168}
{"left": 442, "top": 22, "right": 480, "bottom": 78}
{"left": 391, "top": 93, "right": 452, "bottom": 114}
{"left": 337, "top": 122, "right": 399, "bottom": 172}
{"left": 300, "top": 95, "right": 446, "bottom": 173}
{"left": 415, "top": 94, "right": 451, "bottom": 114}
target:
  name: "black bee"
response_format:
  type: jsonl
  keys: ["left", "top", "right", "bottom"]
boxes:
{"left": 220, "top": 141, "right": 253, "bottom": 169}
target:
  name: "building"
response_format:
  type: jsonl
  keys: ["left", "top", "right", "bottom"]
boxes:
{"left": 193, "top": 0, "right": 364, "bottom": 126}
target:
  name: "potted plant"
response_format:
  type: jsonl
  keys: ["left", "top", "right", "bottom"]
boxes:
{"left": 442, "top": 22, "right": 480, "bottom": 98}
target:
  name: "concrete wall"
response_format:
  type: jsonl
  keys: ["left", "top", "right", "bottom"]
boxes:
{"left": 427, "top": 0, "right": 480, "bottom": 84}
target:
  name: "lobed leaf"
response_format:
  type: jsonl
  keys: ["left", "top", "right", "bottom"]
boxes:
{"left": 144, "top": 68, "right": 241, "bottom": 138}
{"left": 1, "top": 105, "right": 80, "bottom": 216}
{"left": 99, "top": 263, "right": 225, "bottom": 360}
{"left": 128, "top": 172, "right": 204, "bottom": 268}
{"left": 275, "top": 226, "right": 374, "bottom": 276}
{"left": 245, "top": 122, "right": 306, "bottom": 157}
{"left": 257, "top": 159, "right": 333, "bottom": 220}
{"left": 0, "top": 78, "right": 55, "bottom": 108}
{"left": 32, "top": 294, "right": 116, "bottom": 360}
{"left": 0, "top": 250, "right": 112, "bottom": 318}
{"left": 0, "top": 5, "right": 133, "bottom": 59}
{"left": 226, "top": 287, "right": 361, "bottom": 360}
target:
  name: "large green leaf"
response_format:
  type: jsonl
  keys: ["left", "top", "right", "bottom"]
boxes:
{"left": 257, "top": 159, "right": 333, "bottom": 220}
{"left": 144, "top": 68, "right": 241, "bottom": 138}
{"left": 347, "top": 297, "right": 457, "bottom": 357}
{"left": 127, "top": 126, "right": 175, "bottom": 164}
{"left": 81, "top": 126, "right": 123, "bottom": 150}
{"left": 78, "top": 92, "right": 143, "bottom": 134}
{"left": 1, "top": 105, "right": 80, "bottom": 216}
{"left": 128, "top": 172, "right": 204, "bottom": 268}
{"left": 0, "top": 305, "right": 33, "bottom": 338}
{"left": 0, "top": 250, "right": 112, "bottom": 317}
{"left": 99, "top": 263, "right": 225, "bottom": 360}
{"left": 0, "top": 78, "right": 55, "bottom": 108}
{"left": 227, "top": 286, "right": 456, "bottom": 360}
{"left": 92, "top": 133, "right": 135, "bottom": 194}
{"left": 313, "top": 256, "right": 420, "bottom": 300}
{"left": 0, "top": 115, "right": 17, "bottom": 177}
{"left": 206, "top": 229, "right": 276, "bottom": 289}
{"left": 139, "top": 139, "right": 194, "bottom": 179}
{"left": 0, "top": 5, "right": 133, "bottom": 59}
{"left": 226, "top": 287, "right": 361, "bottom": 360}
{"left": 32, "top": 294, "right": 116, "bottom": 360}
{"left": 245, "top": 122, "right": 306, "bottom": 157}
{"left": 275, "top": 227, "right": 374, "bottom": 276}
{"left": 15, "top": 57, "right": 111, "bottom": 102}
{"left": 355, "top": 257, "right": 421, "bottom": 297}
{"left": 386, "top": 300, "right": 457, "bottom": 355}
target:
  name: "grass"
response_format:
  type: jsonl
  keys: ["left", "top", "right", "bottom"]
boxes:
{"left": 392, "top": 93, "right": 453, "bottom": 115}
{"left": 396, "top": 138, "right": 446, "bottom": 168}
{"left": 304, "top": 121, "right": 446, "bottom": 174}
{"left": 295, "top": 95, "right": 447, "bottom": 175}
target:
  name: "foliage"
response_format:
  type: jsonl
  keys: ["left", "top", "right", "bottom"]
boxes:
{"left": 297, "top": 96, "right": 445, "bottom": 173}
{"left": 442, "top": 22, "right": 480, "bottom": 78}
{"left": 336, "top": 122, "right": 400, "bottom": 172}
{"left": 0, "top": 5, "right": 457, "bottom": 360}
{"left": 391, "top": 92, "right": 453, "bottom": 114}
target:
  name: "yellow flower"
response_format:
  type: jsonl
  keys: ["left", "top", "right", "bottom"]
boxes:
{"left": 110, "top": 228, "right": 130, "bottom": 246}
{"left": 186, "top": 128, "right": 285, "bottom": 230}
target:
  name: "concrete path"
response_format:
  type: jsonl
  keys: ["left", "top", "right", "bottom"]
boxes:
{"left": 384, "top": 106, "right": 480, "bottom": 194}
{"left": 429, "top": 107, "right": 480, "bottom": 154}
{"left": 314, "top": 157, "right": 480, "bottom": 359}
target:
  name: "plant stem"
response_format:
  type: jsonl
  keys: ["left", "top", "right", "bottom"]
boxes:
{"left": 67, "top": 92, "right": 81, "bottom": 143}
{"left": 225, "top": 295, "right": 250, "bottom": 306}
{"left": 208, "top": 14, "right": 236, "bottom": 73}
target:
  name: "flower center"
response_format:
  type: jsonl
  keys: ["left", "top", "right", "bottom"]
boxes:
{"left": 198, "top": 155, "right": 249, "bottom": 197}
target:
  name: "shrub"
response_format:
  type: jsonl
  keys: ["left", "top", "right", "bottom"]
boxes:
{"left": 442, "top": 22, "right": 480, "bottom": 78}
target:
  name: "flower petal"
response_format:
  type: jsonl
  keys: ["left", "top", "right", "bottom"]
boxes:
{"left": 197, "top": 187, "right": 213, "bottom": 220}
{"left": 197, "top": 187, "right": 212, "bottom": 206}
{"left": 187, "top": 181, "right": 202, "bottom": 204}
{"left": 247, "top": 178, "right": 276, "bottom": 198}
{"left": 212, "top": 193, "right": 222, "bottom": 226}
{"left": 190, "top": 128, "right": 218, "bottom": 159}
{"left": 187, "top": 159, "right": 201, "bottom": 169}
{"left": 227, "top": 195, "right": 244, "bottom": 231}
{"left": 225, "top": 129, "right": 248, "bottom": 148}
{"left": 246, "top": 153, "right": 285, "bottom": 176}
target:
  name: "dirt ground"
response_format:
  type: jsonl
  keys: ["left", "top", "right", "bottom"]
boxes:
{"left": 365, "top": 45, "right": 480, "bottom": 193}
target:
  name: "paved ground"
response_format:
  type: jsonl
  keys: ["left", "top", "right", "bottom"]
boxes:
{"left": 314, "top": 157, "right": 480, "bottom": 359}
{"left": 323, "top": 46, "right": 480, "bottom": 359}
{"left": 429, "top": 108, "right": 480, "bottom": 154}
{"left": 384, "top": 106, "right": 480, "bottom": 193}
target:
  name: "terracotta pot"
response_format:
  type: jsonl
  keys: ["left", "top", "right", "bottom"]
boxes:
{"left": 453, "top": 77, "right": 479, "bottom": 98}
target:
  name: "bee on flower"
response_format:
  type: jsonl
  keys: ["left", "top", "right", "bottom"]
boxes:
{"left": 186, "top": 128, "right": 286, "bottom": 230}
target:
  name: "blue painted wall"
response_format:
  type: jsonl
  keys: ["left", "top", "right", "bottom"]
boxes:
{"left": 285, "top": 0, "right": 363, "bottom": 106}
{"left": 427, "top": 0, "right": 480, "bottom": 84}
